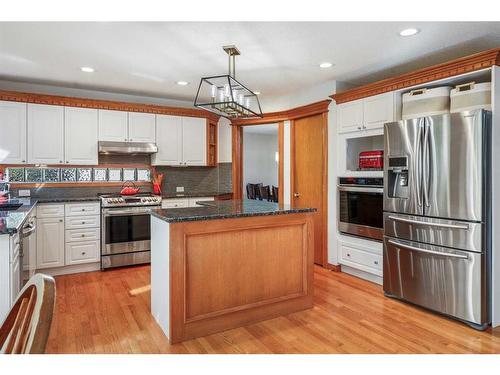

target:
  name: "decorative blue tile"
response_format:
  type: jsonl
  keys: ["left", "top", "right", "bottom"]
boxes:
{"left": 6, "top": 168, "right": 25, "bottom": 182}
{"left": 25, "top": 168, "right": 42, "bottom": 182}
{"left": 43, "top": 168, "right": 60, "bottom": 182}
{"left": 61, "top": 168, "right": 77, "bottom": 182}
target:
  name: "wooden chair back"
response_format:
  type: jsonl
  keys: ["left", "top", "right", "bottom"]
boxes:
{"left": 0, "top": 274, "right": 55, "bottom": 354}
{"left": 258, "top": 185, "right": 271, "bottom": 201}
{"left": 272, "top": 186, "right": 279, "bottom": 202}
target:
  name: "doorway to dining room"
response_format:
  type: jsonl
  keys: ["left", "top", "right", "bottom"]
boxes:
{"left": 242, "top": 124, "right": 280, "bottom": 203}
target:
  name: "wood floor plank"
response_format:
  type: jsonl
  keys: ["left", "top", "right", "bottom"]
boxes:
{"left": 45, "top": 265, "right": 500, "bottom": 354}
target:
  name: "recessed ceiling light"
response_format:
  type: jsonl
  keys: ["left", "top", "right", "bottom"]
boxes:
{"left": 319, "top": 62, "right": 333, "bottom": 69}
{"left": 80, "top": 67, "right": 95, "bottom": 73}
{"left": 253, "top": 91, "right": 261, "bottom": 95}
{"left": 399, "top": 28, "right": 419, "bottom": 37}
{"left": 176, "top": 81, "right": 189, "bottom": 86}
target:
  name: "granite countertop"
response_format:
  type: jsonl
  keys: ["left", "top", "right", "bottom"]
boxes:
{"left": 150, "top": 199, "right": 316, "bottom": 223}
{"left": 0, "top": 196, "right": 101, "bottom": 235}
{"left": 34, "top": 197, "right": 101, "bottom": 203}
{"left": 161, "top": 191, "right": 232, "bottom": 199}
{"left": 0, "top": 198, "right": 38, "bottom": 235}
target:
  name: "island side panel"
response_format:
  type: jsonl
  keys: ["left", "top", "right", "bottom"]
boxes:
{"left": 169, "top": 212, "right": 314, "bottom": 344}
{"left": 150, "top": 215, "right": 170, "bottom": 340}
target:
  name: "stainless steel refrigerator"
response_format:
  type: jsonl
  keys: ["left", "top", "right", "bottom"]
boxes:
{"left": 383, "top": 109, "right": 491, "bottom": 329}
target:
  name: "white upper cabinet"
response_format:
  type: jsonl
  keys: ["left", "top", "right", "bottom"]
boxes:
{"left": 128, "top": 112, "right": 156, "bottom": 143}
{"left": 27, "top": 104, "right": 64, "bottom": 164}
{"left": 337, "top": 92, "right": 395, "bottom": 133}
{"left": 363, "top": 92, "right": 395, "bottom": 130}
{"left": 152, "top": 115, "right": 183, "bottom": 166}
{"left": 0, "top": 101, "right": 27, "bottom": 164}
{"left": 182, "top": 117, "right": 206, "bottom": 166}
{"left": 98, "top": 110, "right": 128, "bottom": 142}
{"left": 64, "top": 107, "right": 98, "bottom": 165}
{"left": 338, "top": 100, "right": 363, "bottom": 133}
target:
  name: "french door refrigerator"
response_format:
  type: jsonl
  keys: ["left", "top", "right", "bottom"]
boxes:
{"left": 383, "top": 109, "right": 491, "bottom": 329}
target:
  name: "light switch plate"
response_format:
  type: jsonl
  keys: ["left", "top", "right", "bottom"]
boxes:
{"left": 18, "top": 189, "right": 31, "bottom": 197}
{"left": 176, "top": 186, "right": 185, "bottom": 192}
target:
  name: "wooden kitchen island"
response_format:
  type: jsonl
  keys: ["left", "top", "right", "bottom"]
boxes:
{"left": 150, "top": 200, "right": 316, "bottom": 344}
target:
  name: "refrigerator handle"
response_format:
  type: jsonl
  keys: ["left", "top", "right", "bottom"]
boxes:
{"left": 415, "top": 120, "right": 423, "bottom": 207}
{"left": 423, "top": 121, "right": 430, "bottom": 207}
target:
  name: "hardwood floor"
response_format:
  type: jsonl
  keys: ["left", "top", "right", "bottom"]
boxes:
{"left": 45, "top": 265, "right": 500, "bottom": 354}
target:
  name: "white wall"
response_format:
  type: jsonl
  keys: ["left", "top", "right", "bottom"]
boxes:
{"left": 243, "top": 132, "right": 278, "bottom": 191}
{"left": 218, "top": 117, "right": 232, "bottom": 163}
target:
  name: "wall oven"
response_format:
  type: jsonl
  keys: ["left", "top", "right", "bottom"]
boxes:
{"left": 338, "top": 177, "right": 384, "bottom": 241}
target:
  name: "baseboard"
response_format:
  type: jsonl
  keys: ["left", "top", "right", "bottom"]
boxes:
{"left": 341, "top": 265, "right": 382, "bottom": 285}
{"left": 36, "top": 262, "right": 100, "bottom": 277}
{"left": 325, "top": 263, "right": 342, "bottom": 272}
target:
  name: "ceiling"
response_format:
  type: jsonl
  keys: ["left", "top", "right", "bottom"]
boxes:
{"left": 0, "top": 22, "right": 499, "bottom": 103}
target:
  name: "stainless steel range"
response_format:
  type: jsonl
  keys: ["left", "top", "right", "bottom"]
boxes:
{"left": 100, "top": 193, "right": 161, "bottom": 269}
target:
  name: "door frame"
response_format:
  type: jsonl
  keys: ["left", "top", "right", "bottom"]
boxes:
{"left": 232, "top": 122, "right": 284, "bottom": 203}
{"left": 231, "top": 100, "right": 331, "bottom": 266}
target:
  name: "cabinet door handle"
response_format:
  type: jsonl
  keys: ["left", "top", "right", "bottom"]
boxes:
{"left": 22, "top": 160, "right": 26, "bottom": 163}
{"left": 124, "top": 138, "right": 128, "bottom": 141}
{"left": 59, "top": 219, "right": 63, "bottom": 222}
{"left": 346, "top": 253, "right": 351, "bottom": 257}
{"left": 374, "top": 260, "right": 379, "bottom": 265}
{"left": 81, "top": 209, "right": 86, "bottom": 211}
{"left": 357, "top": 126, "right": 362, "bottom": 130}
{"left": 293, "top": 192, "right": 300, "bottom": 198}
{"left": 66, "top": 161, "right": 69, "bottom": 164}
{"left": 81, "top": 252, "right": 86, "bottom": 255}
{"left": 81, "top": 234, "right": 85, "bottom": 237}
{"left": 59, "top": 160, "right": 63, "bottom": 163}
{"left": 81, "top": 221, "right": 86, "bottom": 224}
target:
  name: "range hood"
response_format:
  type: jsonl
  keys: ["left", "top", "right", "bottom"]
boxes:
{"left": 98, "top": 141, "right": 158, "bottom": 155}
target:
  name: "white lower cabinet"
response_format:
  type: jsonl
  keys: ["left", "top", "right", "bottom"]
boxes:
{"left": 36, "top": 203, "right": 101, "bottom": 273}
{"left": 188, "top": 197, "right": 214, "bottom": 207}
{"left": 10, "top": 252, "right": 20, "bottom": 306}
{"left": 65, "top": 240, "right": 100, "bottom": 265}
{"left": 36, "top": 216, "right": 65, "bottom": 269}
{"left": 161, "top": 198, "right": 189, "bottom": 208}
{"left": 338, "top": 236, "right": 382, "bottom": 282}
{"left": 162, "top": 196, "right": 215, "bottom": 208}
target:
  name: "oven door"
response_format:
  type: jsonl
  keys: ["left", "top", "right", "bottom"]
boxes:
{"left": 102, "top": 207, "right": 152, "bottom": 256}
{"left": 338, "top": 186, "right": 383, "bottom": 241}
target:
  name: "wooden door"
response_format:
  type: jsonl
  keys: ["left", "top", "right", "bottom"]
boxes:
{"left": 98, "top": 109, "right": 128, "bottom": 142}
{"left": 27, "top": 104, "right": 65, "bottom": 164}
{"left": 64, "top": 107, "right": 98, "bottom": 165}
{"left": 182, "top": 117, "right": 206, "bottom": 166}
{"left": 0, "top": 101, "right": 27, "bottom": 164}
{"left": 152, "top": 115, "right": 183, "bottom": 166}
{"left": 292, "top": 114, "right": 327, "bottom": 265}
{"left": 128, "top": 112, "right": 156, "bottom": 143}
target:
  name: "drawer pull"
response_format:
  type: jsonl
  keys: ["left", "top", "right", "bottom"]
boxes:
{"left": 81, "top": 209, "right": 86, "bottom": 212}
{"left": 81, "top": 234, "right": 85, "bottom": 237}
{"left": 81, "top": 221, "right": 85, "bottom": 224}
{"left": 81, "top": 252, "right": 86, "bottom": 255}
{"left": 59, "top": 219, "right": 63, "bottom": 222}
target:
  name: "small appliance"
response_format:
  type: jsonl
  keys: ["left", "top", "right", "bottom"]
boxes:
{"left": 359, "top": 150, "right": 383, "bottom": 170}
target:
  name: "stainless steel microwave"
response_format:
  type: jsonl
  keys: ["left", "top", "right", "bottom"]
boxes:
{"left": 338, "top": 177, "right": 383, "bottom": 241}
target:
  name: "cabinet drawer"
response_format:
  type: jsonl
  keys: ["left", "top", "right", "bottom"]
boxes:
{"left": 65, "top": 202, "right": 100, "bottom": 216}
{"left": 340, "top": 243, "right": 382, "bottom": 274}
{"left": 65, "top": 215, "right": 100, "bottom": 230}
{"left": 65, "top": 240, "right": 100, "bottom": 265}
{"left": 161, "top": 198, "right": 189, "bottom": 209}
{"left": 37, "top": 204, "right": 65, "bottom": 218}
{"left": 65, "top": 227, "right": 100, "bottom": 243}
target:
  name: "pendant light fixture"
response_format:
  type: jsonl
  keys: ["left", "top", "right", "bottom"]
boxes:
{"left": 194, "top": 45, "right": 263, "bottom": 119}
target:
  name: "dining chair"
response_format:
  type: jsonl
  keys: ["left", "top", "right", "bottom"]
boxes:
{"left": 0, "top": 273, "right": 56, "bottom": 354}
